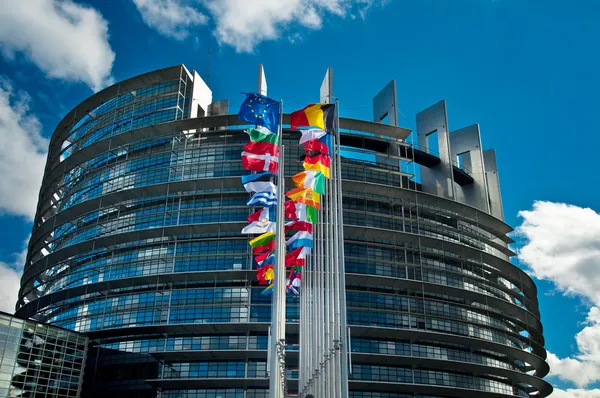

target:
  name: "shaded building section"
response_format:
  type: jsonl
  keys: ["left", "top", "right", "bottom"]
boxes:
{"left": 14, "top": 64, "right": 550, "bottom": 397}
{"left": 0, "top": 312, "right": 88, "bottom": 397}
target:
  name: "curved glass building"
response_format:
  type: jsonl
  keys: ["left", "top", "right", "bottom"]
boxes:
{"left": 16, "top": 65, "right": 551, "bottom": 398}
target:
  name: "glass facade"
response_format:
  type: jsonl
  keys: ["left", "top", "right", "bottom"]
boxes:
{"left": 17, "top": 65, "right": 551, "bottom": 398}
{"left": 0, "top": 312, "right": 88, "bottom": 397}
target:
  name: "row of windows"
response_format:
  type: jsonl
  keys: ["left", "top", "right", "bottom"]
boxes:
{"left": 27, "top": 247, "right": 519, "bottom": 326}
{"left": 49, "top": 151, "right": 419, "bottom": 228}
{"left": 96, "top": 336, "right": 519, "bottom": 373}
{"left": 51, "top": 207, "right": 249, "bottom": 251}
{"left": 351, "top": 338, "right": 519, "bottom": 371}
{"left": 58, "top": 160, "right": 247, "bottom": 212}
{"left": 63, "top": 80, "right": 183, "bottom": 157}
{"left": 33, "top": 257, "right": 516, "bottom": 320}
{"left": 100, "top": 335, "right": 269, "bottom": 353}
{"left": 42, "top": 285, "right": 516, "bottom": 336}
{"left": 100, "top": 359, "right": 521, "bottom": 395}
{"left": 161, "top": 389, "right": 268, "bottom": 398}
{"left": 351, "top": 365, "right": 517, "bottom": 395}
{"left": 51, "top": 194, "right": 249, "bottom": 245}
{"left": 45, "top": 301, "right": 524, "bottom": 350}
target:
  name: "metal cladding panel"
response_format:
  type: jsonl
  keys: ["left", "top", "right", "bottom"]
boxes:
{"left": 320, "top": 67, "right": 333, "bottom": 104}
{"left": 417, "top": 100, "right": 454, "bottom": 199}
{"left": 258, "top": 64, "right": 267, "bottom": 96}
{"left": 450, "top": 124, "right": 490, "bottom": 213}
{"left": 209, "top": 100, "right": 230, "bottom": 118}
{"left": 484, "top": 149, "right": 505, "bottom": 221}
{"left": 190, "top": 71, "right": 212, "bottom": 118}
{"left": 373, "top": 80, "right": 401, "bottom": 167}
{"left": 373, "top": 80, "right": 398, "bottom": 126}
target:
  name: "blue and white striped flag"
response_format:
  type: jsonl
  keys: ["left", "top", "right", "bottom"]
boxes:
{"left": 247, "top": 191, "right": 277, "bottom": 207}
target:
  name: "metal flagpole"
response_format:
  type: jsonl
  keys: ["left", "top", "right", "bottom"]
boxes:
{"left": 328, "top": 144, "right": 336, "bottom": 398}
{"left": 331, "top": 130, "right": 342, "bottom": 398}
{"left": 270, "top": 100, "right": 286, "bottom": 398}
{"left": 335, "top": 99, "right": 350, "bottom": 398}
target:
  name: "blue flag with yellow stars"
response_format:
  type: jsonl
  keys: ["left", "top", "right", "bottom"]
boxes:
{"left": 238, "top": 93, "right": 280, "bottom": 133}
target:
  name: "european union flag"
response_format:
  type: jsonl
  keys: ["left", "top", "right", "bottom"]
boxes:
{"left": 238, "top": 93, "right": 280, "bottom": 133}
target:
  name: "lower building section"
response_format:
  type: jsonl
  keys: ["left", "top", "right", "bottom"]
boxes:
{"left": 0, "top": 311, "right": 88, "bottom": 397}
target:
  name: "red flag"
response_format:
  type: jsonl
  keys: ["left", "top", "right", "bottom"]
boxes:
{"left": 285, "top": 247, "right": 310, "bottom": 267}
{"left": 242, "top": 152, "right": 279, "bottom": 173}
{"left": 290, "top": 103, "right": 335, "bottom": 131}
{"left": 284, "top": 200, "right": 297, "bottom": 219}
{"left": 253, "top": 240, "right": 275, "bottom": 255}
{"left": 255, "top": 251, "right": 274, "bottom": 264}
{"left": 303, "top": 154, "right": 331, "bottom": 178}
{"left": 303, "top": 139, "right": 329, "bottom": 155}
{"left": 244, "top": 141, "right": 279, "bottom": 156}
{"left": 285, "top": 220, "right": 313, "bottom": 233}
{"left": 248, "top": 208, "right": 269, "bottom": 223}
{"left": 257, "top": 264, "right": 274, "bottom": 282}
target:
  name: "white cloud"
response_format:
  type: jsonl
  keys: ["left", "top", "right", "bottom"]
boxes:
{"left": 132, "top": 0, "right": 208, "bottom": 40}
{"left": 132, "top": 0, "right": 385, "bottom": 52}
{"left": 516, "top": 201, "right": 600, "bottom": 389}
{"left": 0, "top": 0, "right": 115, "bottom": 91}
{"left": 551, "top": 388, "right": 600, "bottom": 398}
{"left": 546, "top": 307, "right": 600, "bottom": 387}
{"left": 0, "top": 240, "right": 28, "bottom": 314}
{"left": 0, "top": 78, "right": 48, "bottom": 220}
{"left": 203, "top": 0, "right": 350, "bottom": 52}
{"left": 516, "top": 201, "right": 600, "bottom": 307}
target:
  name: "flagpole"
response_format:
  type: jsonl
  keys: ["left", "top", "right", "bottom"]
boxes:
{"left": 270, "top": 100, "right": 286, "bottom": 398}
{"left": 331, "top": 126, "right": 342, "bottom": 398}
{"left": 335, "top": 98, "right": 349, "bottom": 398}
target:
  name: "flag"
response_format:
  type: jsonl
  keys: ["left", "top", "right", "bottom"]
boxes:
{"left": 261, "top": 283, "right": 274, "bottom": 296}
{"left": 290, "top": 103, "right": 336, "bottom": 132}
{"left": 285, "top": 247, "right": 308, "bottom": 266}
{"left": 255, "top": 251, "right": 274, "bottom": 265}
{"left": 288, "top": 266, "right": 303, "bottom": 280}
{"left": 286, "top": 284, "right": 299, "bottom": 295}
{"left": 258, "top": 254, "right": 275, "bottom": 268}
{"left": 247, "top": 191, "right": 277, "bottom": 208}
{"left": 257, "top": 264, "right": 275, "bottom": 282}
{"left": 247, "top": 126, "right": 278, "bottom": 144}
{"left": 253, "top": 240, "right": 275, "bottom": 255}
{"left": 303, "top": 154, "right": 331, "bottom": 178}
{"left": 292, "top": 170, "right": 325, "bottom": 195}
{"left": 285, "top": 220, "right": 313, "bottom": 233}
{"left": 241, "top": 152, "right": 279, "bottom": 173}
{"left": 238, "top": 93, "right": 280, "bottom": 133}
{"left": 286, "top": 187, "right": 321, "bottom": 210}
{"left": 318, "top": 132, "right": 333, "bottom": 150}
{"left": 303, "top": 138, "right": 329, "bottom": 155}
{"left": 286, "top": 231, "right": 313, "bottom": 249}
{"left": 286, "top": 267, "right": 302, "bottom": 294}
{"left": 241, "top": 172, "right": 277, "bottom": 194}
{"left": 241, "top": 221, "right": 276, "bottom": 234}
{"left": 299, "top": 128, "right": 327, "bottom": 145}
{"left": 244, "top": 141, "right": 279, "bottom": 156}
{"left": 249, "top": 232, "right": 276, "bottom": 247}
{"left": 248, "top": 208, "right": 270, "bottom": 224}
{"left": 285, "top": 201, "right": 318, "bottom": 223}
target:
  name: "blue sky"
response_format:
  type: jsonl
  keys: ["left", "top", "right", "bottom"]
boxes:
{"left": 1, "top": 1, "right": 600, "bottom": 396}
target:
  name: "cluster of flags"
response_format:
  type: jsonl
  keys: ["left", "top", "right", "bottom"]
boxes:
{"left": 238, "top": 92, "right": 336, "bottom": 297}
{"left": 238, "top": 93, "right": 281, "bottom": 295}
{"left": 283, "top": 103, "right": 336, "bottom": 294}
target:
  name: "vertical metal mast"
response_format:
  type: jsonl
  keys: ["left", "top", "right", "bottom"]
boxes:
{"left": 335, "top": 98, "right": 349, "bottom": 398}
{"left": 269, "top": 100, "right": 286, "bottom": 398}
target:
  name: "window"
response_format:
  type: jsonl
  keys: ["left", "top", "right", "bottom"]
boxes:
{"left": 426, "top": 130, "right": 439, "bottom": 156}
{"left": 456, "top": 150, "right": 470, "bottom": 169}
